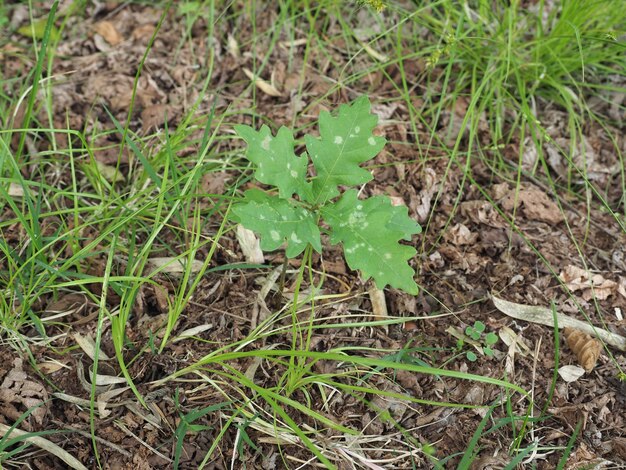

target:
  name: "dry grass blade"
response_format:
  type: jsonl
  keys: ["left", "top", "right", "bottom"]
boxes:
{"left": 492, "top": 295, "right": 626, "bottom": 351}
{"left": 72, "top": 332, "right": 111, "bottom": 361}
{"left": 243, "top": 68, "right": 282, "bottom": 96}
{"left": 0, "top": 423, "right": 88, "bottom": 470}
{"left": 147, "top": 257, "right": 204, "bottom": 274}
{"left": 115, "top": 420, "right": 172, "bottom": 463}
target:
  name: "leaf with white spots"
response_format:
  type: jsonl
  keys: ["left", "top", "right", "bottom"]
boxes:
{"left": 235, "top": 124, "right": 310, "bottom": 199}
{"left": 231, "top": 97, "right": 423, "bottom": 295}
{"left": 232, "top": 190, "right": 321, "bottom": 258}
{"left": 387, "top": 206, "right": 423, "bottom": 240}
{"left": 305, "top": 96, "right": 385, "bottom": 205}
{"left": 321, "top": 190, "right": 421, "bottom": 294}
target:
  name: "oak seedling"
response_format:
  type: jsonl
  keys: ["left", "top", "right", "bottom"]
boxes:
{"left": 232, "top": 96, "right": 421, "bottom": 294}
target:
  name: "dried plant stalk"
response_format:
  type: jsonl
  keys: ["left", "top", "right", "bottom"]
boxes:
{"left": 563, "top": 327, "right": 602, "bottom": 372}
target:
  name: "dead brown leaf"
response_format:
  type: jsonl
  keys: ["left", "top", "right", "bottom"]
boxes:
{"left": 141, "top": 104, "right": 171, "bottom": 130}
{"left": 93, "top": 21, "right": 123, "bottom": 46}
{"left": 560, "top": 265, "right": 618, "bottom": 301}
{"left": 494, "top": 183, "right": 563, "bottom": 225}
{"left": 517, "top": 187, "right": 563, "bottom": 224}
{"left": 613, "top": 437, "right": 626, "bottom": 460}
{"left": 132, "top": 24, "right": 156, "bottom": 43}
{"left": 445, "top": 223, "right": 478, "bottom": 246}
{"left": 460, "top": 200, "right": 506, "bottom": 228}
{"left": 44, "top": 293, "right": 87, "bottom": 317}
{"left": 412, "top": 167, "right": 438, "bottom": 223}
{"left": 0, "top": 358, "right": 49, "bottom": 430}
{"left": 201, "top": 172, "right": 230, "bottom": 195}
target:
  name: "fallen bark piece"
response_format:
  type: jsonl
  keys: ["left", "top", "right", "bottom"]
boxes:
{"left": 563, "top": 327, "right": 603, "bottom": 372}
{"left": 491, "top": 295, "right": 626, "bottom": 352}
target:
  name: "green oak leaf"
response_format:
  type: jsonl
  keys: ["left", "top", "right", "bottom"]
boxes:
{"left": 232, "top": 191, "right": 321, "bottom": 258}
{"left": 387, "top": 204, "right": 423, "bottom": 241}
{"left": 322, "top": 189, "right": 420, "bottom": 294}
{"left": 305, "top": 96, "right": 385, "bottom": 205}
{"left": 234, "top": 124, "right": 310, "bottom": 200}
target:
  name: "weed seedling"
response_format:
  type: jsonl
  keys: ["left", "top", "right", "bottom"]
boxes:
{"left": 458, "top": 321, "right": 499, "bottom": 362}
{"left": 232, "top": 96, "right": 422, "bottom": 294}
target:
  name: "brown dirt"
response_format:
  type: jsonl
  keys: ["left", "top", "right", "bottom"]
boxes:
{"left": 1, "top": 2, "right": 625, "bottom": 469}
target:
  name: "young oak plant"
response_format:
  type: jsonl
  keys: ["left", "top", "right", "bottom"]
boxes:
{"left": 232, "top": 96, "right": 421, "bottom": 294}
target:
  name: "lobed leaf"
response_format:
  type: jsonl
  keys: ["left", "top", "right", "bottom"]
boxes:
{"left": 386, "top": 203, "right": 423, "bottom": 240}
{"left": 232, "top": 190, "right": 321, "bottom": 258}
{"left": 232, "top": 97, "right": 423, "bottom": 295}
{"left": 234, "top": 124, "right": 310, "bottom": 200}
{"left": 305, "top": 96, "right": 385, "bottom": 205}
{"left": 322, "top": 190, "right": 420, "bottom": 294}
